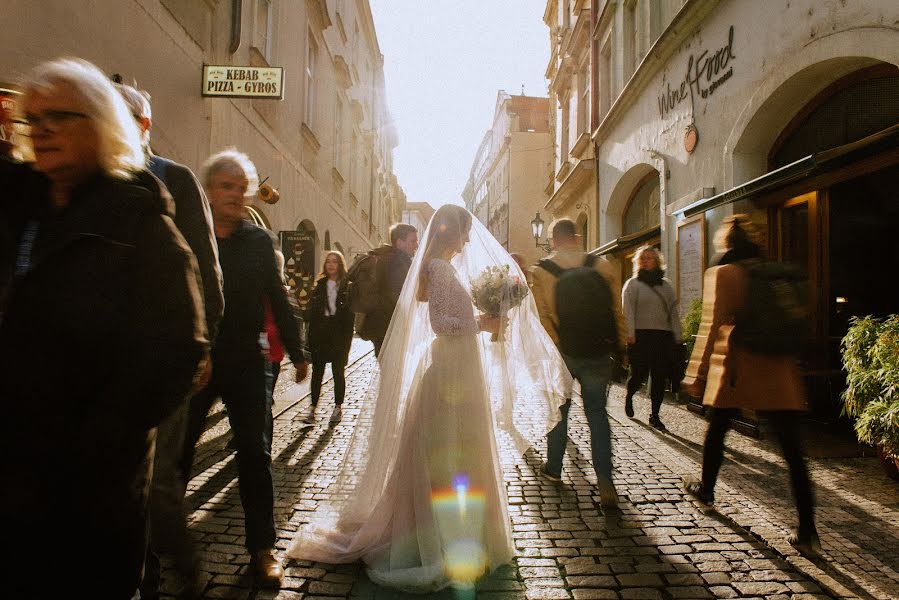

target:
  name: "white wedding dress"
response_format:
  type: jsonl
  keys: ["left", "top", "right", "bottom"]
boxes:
{"left": 287, "top": 211, "right": 571, "bottom": 593}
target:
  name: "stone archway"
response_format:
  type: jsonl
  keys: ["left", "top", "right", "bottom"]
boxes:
{"left": 725, "top": 28, "right": 899, "bottom": 187}
{"left": 604, "top": 163, "right": 660, "bottom": 241}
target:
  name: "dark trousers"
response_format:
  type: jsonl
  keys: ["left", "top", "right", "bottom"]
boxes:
{"left": 372, "top": 337, "right": 384, "bottom": 359}
{"left": 626, "top": 329, "right": 673, "bottom": 417}
{"left": 181, "top": 352, "right": 276, "bottom": 552}
{"left": 546, "top": 354, "right": 614, "bottom": 483}
{"left": 141, "top": 401, "right": 196, "bottom": 600}
{"left": 310, "top": 358, "right": 347, "bottom": 407}
{"left": 264, "top": 361, "right": 281, "bottom": 448}
{"left": 702, "top": 408, "right": 816, "bottom": 535}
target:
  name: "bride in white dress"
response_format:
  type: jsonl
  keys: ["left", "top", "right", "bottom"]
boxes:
{"left": 287, "top": 205, "right": 571, "bottom": 592}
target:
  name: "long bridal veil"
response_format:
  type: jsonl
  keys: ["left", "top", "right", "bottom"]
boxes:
{"left": 287, "top": 207, "right": 572, "bottom": 579}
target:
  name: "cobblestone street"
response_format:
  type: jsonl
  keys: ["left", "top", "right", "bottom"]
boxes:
{"left": 173, "top": 349, "right": 899, "bottom": 600}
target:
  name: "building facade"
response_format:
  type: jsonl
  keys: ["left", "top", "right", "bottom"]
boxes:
{"left": 588, "top": 0, "right": 899, "bottom": 419}
{"left": 401, "top": 201, "right": 436, "bottom": 236}
{"left": 462, "top": 92, "right": 552, "bottom": 266}
{"left": 544, "top": 0, "right": 596, "bottom": 249}
{"left": 2, "top": 0, "right": 405, "bottom": 312}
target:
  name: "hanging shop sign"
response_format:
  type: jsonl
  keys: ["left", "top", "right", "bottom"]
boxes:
{"left": 658, "top": 25, "right": 736, "bottom": 119}
{"left": 202, "top": 65, "right": 284, "bottom": 99}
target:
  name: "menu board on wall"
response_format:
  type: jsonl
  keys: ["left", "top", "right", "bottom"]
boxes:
{"left": 676, "top": 216, "right": 705, "bottom": 320}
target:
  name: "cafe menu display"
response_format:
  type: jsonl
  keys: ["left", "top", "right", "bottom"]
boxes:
{"left": 677, "top": 216, "right": 705, "bottom": 320}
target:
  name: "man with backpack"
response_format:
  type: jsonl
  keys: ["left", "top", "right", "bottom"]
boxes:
{"left": 348, "top": 223, "right": 418, "bottom": 357}
{"left": 530, "top": 218, "right": 628, "bottom": 507}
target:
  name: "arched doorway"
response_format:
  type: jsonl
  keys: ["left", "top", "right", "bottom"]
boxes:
{"left": 600, "top": 168, "right": 663, "bottom": 284}
{"left": 746, "top": 63, "right": 899, "bottom": 419}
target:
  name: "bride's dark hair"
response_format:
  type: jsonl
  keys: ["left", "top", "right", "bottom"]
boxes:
{"left": 416, "top": 204, "right": 472, "bottom": 302}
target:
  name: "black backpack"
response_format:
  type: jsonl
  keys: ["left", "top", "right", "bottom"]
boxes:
{"left": 346, "top": 252, "right": 384, "bottom": 315}
{"left": 538, "top": 254, "right": 618, "bottom": 358}
{"left": 734, "top": 259, "right": 810, "bottom": 356}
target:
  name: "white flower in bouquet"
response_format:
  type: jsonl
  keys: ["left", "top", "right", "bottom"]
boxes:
{"left": 470, "top": 265, "right": 530, "bottom": 317}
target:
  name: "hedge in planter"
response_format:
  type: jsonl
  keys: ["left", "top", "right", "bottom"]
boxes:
{"left": 682, "top": 297, "right": 703, "bottom": 358}
{"left": 841, "top": 314, "right": 899, "bottom": 460}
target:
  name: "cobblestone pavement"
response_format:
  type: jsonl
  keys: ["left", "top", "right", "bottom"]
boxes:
{"left": 169, "top": 351, "right": 899, "bottom": 600}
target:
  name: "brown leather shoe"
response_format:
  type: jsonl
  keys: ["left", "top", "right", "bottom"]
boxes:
{"left": 251, "top": 549, "right": 284, "bottom": 588}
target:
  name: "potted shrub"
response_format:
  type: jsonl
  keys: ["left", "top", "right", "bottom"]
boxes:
{"left": 841, "top": 314, "right": 899, "bottom": 480}
{"left": 682, "top": 297, "right": 703, "bottom": 358}
{"left": 676, "top": 298, "right": 704, "bottom": 408}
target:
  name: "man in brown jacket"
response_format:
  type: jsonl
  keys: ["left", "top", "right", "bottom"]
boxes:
{"left": 530, "top": 218, "right": 628, "bottom": 507}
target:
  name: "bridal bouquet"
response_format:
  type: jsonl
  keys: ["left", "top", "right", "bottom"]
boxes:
{"left": 470, "top": 264, "right": 530, "bottom": 341}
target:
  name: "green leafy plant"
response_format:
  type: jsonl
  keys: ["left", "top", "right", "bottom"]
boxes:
{"left": 681, "top": 297, "right": 704, "bottom": 357}
{"left": 841, "top": 315, "right": 899, "bottom": 459}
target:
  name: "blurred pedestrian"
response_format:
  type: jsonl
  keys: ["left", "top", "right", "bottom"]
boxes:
{"left": 351, "top": 223, "right": 418, "bottom": 357}
{"left": 681, "top": 214, "right": 819, "bottom": 555}
{"left": 179, "top": 149, "right": 307, "bottom": 587}
{"left": 118, "top": 82, "right": 223, "bottom": 600}
{"left": 0, "top": 57, "right": 208, "bottom": 598}
{"left": 305, "top": 251, "right": 354, "bottom": 424}
{"left": 621, "top": 245, "right": 682, "bottom": 431}
{"left": 531, "top": 218, "right": 628, "bottom": 506}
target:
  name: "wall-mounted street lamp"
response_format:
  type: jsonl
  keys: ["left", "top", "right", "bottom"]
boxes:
{"left": 530, "top": 212, "right": 552, "bottom": 252}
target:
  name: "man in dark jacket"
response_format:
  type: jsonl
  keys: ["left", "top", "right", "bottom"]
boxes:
{"left": 180, "top": 149, "right": 307, "bottom": 588}
{"left": 356, "top": 222, "right": 418, "bottom": 357}
{"left": 117, "top": 84, "right": 225, "bottom": 600}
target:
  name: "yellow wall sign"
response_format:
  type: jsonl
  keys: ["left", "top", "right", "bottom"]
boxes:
{"left": 202, "top": 65, "right": 284, "bottom": 99}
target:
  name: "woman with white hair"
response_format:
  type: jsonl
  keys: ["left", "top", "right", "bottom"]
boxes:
{"left": 0, "top": 58, "right": 208, "bottom": 598}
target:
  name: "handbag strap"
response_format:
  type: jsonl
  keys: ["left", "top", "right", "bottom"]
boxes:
{"left": 642, "top": 282, "right": 674, "bottom": 330}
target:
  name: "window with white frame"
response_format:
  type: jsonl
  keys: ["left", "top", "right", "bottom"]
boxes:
{"left": 624, "top": 0, "right": 638, "bottom": 80}
{"left": 253, "top": 0, "right": 273, "bottom": 63}
{"left": 559, "top": 93, "right": 571, "bottom": 165}
{"left": 304, "top": 31, "right": 318, "bottom": 128}
{"left": 577, "top": 58, "right": 590, "bottom": 136}
{"left": 599, "top": 33, "right": 612, "bottom": 118}
{"left": 560, "top": 0, "right": 571, "bottom": 29}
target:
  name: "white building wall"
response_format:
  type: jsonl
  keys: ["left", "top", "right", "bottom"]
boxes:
{"left": 595, "top": 0, "right": 899, "bottom": 290}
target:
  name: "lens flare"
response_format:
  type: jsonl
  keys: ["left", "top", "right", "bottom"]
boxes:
{"left": 444, "top": 538, "right": 487, "bottom": 586}
{"left": 431, "top": 473, "right": 488, "bottom": 587}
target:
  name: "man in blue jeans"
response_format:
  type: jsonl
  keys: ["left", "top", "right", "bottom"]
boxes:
{"left": 530, "top": 218, "right": 628, "bottom": 507}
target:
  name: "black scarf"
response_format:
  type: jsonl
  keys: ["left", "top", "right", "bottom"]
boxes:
{"left": 637, "top": 267, "right": 665, "bottom": 286}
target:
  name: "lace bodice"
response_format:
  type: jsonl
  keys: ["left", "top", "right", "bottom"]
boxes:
{"left": 427, "top": 259, "right": 478, "bottom": 335}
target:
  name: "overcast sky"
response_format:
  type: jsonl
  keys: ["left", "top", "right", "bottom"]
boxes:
{"left": 369, "top": 1, "right": 550, "bottom": 209}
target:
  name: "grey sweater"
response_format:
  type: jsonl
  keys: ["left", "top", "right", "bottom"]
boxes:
{"left": 621, "top": 277, "right": 683, "bottom": 342}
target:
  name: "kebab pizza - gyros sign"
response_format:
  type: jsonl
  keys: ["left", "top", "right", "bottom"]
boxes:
{"left": 202, "top": 65, "right": 284, "bottom": 99}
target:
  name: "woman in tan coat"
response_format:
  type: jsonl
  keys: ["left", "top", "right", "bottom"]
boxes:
{"left": 681, "top": 214, "right": 819, "bottom": 555}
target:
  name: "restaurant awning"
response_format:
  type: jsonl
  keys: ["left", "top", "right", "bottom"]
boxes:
{"left": 676, "top": 123, "right": 899, "bottom": 218}
{"left": 592, "top": 225, "right": 661, "bottom": 256}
